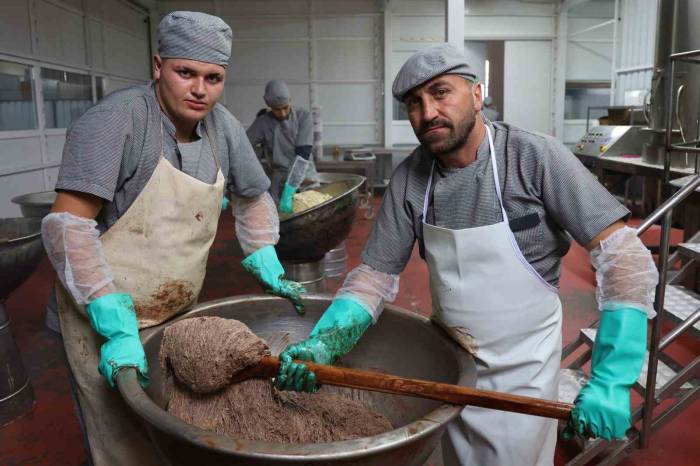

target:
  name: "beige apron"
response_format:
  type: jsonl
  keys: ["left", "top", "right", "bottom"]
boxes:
{"left": 57, "top": 122, "right": 224, "bottom": 466}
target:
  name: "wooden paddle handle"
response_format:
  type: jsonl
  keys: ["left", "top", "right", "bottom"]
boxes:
{"left": 242, "top": 356, "right": 573, "bottom": 421}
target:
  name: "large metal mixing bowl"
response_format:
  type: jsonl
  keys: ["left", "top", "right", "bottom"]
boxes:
{"left": 276, "top": 173, "right": 365, "bottom": 261}
{"left": 0, "top": 217, "right": 43, "bottom": 425}
{"left": 117, "top": 294, "right": 475, "bottom": 466}
{"left": 0, "top": 218, "right": 44, "bottom": 299}
{"left": 10, "top": 191, "right": 56, "bottom": 218}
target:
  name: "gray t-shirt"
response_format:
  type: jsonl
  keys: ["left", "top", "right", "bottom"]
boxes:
{"left": 246, "top": 106, "right": 313, "bottom": 170}
{"left": 362, "top": 118, "right": 630, "bottom": 287}
{"left": 56, "top": 82, "right": 270, "bottom": 232}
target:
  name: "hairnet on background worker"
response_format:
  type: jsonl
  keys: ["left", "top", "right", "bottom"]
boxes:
{"left": 247, "top": 79, "right": 315, "bottom": 213}
{"left": 275, "top": 43, "right": 657, "bottom": 466}
{"left": 41, "top": 11, "right": 304, "bottom": 466}
{"left": 264, "top": 79, "right": 291, "bottom": 108}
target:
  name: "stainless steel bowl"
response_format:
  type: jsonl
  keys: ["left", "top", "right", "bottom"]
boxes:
{"left": 0, "top": 218, "right": 44, "bottom": 299}
{"left": 117, "top": 294, "right": 475, "bottom": 466}
{"left": 276, "top": 173, "right": 365, "bottom": 262}
{"left": 11, "top": 191, "right": 56, "bottom": 218}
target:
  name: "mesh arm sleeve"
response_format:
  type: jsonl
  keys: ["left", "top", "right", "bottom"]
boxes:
{"left": 233, "top": 192, "right": 280, "bottom": 256}
{"left": 335, "top": 263, "right": 400, "bottom": 323}
{"left": 590, "top": 226, "right": 659, "bottom": 318}
{"left": 41, "top": 212, "right": 116, "bottom": 305}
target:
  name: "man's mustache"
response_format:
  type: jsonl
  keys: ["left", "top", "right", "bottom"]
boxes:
{"left": 420, "top": 119, "right": 453, "bottom": 136}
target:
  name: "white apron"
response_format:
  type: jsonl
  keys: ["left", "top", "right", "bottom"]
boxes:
{"left": 57, "top": 121, "right": 224, "bottom": 466}
{"left": 423, "top": 127, "right": 562, "bottom": 466}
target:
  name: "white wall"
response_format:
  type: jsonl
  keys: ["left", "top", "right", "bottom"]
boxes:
{"left": 389, "top": 0, "right": 557, "bottom": 144}
{"left": 566, "top": 1, "right": 615, "bottom": 82}
{"left": 504, "top": 40, "right": 553, "bottom": 135}
{"left": 0, "top": 0, "right": 152, "bottom": 217}
{"left": 613, "top": 0, "right": 657, "bottom": 105}
{"left": 157, "top": 0, "right": 383, "bottom": 147}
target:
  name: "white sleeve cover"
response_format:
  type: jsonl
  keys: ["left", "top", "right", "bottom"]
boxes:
{"left": 590, "top": 226, "right": 659, "bottom": 318}
{"left": 335, "top": 263, "right": 400, "bottom": 323}
{"left": 41, "top": 212, "right": 116, "bottom": 305}
{"left": 233, "top": 192, "right": 280, "bottom": 256}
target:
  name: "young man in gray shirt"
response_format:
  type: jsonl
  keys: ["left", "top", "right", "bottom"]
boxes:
{"left": 41, "top": 12, "right": 303, "bottom": 465}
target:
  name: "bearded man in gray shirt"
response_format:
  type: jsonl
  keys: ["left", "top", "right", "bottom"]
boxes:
{"left": 40, "top": 12, "right": 304, "bottom": 465}
{"left": 275, "top": 44, "right": 658, "bottom": 466}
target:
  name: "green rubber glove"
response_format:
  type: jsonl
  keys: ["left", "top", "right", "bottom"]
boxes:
{"left": 85, "top": 293, "right": 149, "bottom": 388}
{"left": 563, "top": 307, "right": 647, "bottom": 440}
{"left": 221, "top": 196, "right": 230, "bottom": 211}
{"left": 241, "top": 245, "right": 306, "bottom": 314}
{"left": 279, "top": 182, "right": 296, "bottom": 214}
{"left": 275, "top": 296, "right": 372, "bottom": 392}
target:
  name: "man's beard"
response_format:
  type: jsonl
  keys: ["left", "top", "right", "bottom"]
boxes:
{"left": 417, "top": 112, "right": 476, "bottom": 156}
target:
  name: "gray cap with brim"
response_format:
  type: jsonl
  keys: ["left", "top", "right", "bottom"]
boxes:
{"left": 264, "top": 80, "right": 291, "bottom": 108}
{"left": 392, "top": 43, "right": 478, "bottom": 101}
{"left": 158, "top": 11, "right": 232, "bottom": 67}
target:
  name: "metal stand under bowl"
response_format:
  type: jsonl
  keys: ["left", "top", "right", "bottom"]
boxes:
{"left": 282, "top": 259, "right": 325, "bottom": 292}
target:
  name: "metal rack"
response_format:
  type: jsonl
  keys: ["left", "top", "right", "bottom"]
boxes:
{"left": 559, "top": 48, "right": 700, "bottom": 466}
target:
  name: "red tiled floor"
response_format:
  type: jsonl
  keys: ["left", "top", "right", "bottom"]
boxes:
{"left": 0, "top": 197, "right": 698, "bottom": 465}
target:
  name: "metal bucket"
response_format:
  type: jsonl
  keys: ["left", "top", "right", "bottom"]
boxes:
{"left": 282, "top": 259, "right": 325, "bottom": 292}
{"left": 118, "top": 295, "right": 475, "bottom": 466}
{"left": 324, "top": 241, "right": 348, "bottom": 278}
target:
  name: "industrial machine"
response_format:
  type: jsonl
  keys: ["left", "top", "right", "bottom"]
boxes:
{"left": 343, "top": 147, "right": 376, "bottom": 162}
{"left": 573, "top": 125, "right": 646, "bottom": 158}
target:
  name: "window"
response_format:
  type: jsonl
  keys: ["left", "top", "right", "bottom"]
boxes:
{"left": 564, "top": 84, "right": 611, "bottom": 120}
{"left": 41, "top": 68, "right": 92, "bottom": 129}
{"left": 0, "top": 61, "right": 37, "bottom": 131}
{"left": 393, "top": 99, "right": 409, "bottom": 121}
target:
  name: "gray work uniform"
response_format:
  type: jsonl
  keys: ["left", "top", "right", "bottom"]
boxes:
{"left": 246, "top": 106, "right": 313, "bottom": 200}
{"left": 482, "top": 107, "right": 500, "bottom": 121}
{"left": 362, "top": 117, "right": 630, "bottom": 286}
{"left": 46, "top": 82, "right": 270, "bottom": 332}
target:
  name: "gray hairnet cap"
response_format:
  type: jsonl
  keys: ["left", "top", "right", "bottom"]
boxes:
{"left": 158, "top": 11, "right": 232, "bottom": 67}
{"left": 264, "top": 80, "right": 291, "bottom": 108}
{"left": 392, "top": 43, "right": 478, "bottom": 101}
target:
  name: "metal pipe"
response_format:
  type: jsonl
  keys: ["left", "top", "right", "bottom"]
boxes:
{"left": 659, "top": 308, "right": 700, "bottom": 350}
{"left": 664, "top": 56, "right": 675, "bottom": 183}
{"left": 651, "top": 0, "right": 677, "bottom": 132}
{"left": 669, "top": 49, "right": 700, "bottom": 59}
{"left": 655, "top": 356, "right": 700, "bottom": 402}
{"left": 568, "top": 18, "right": 616, "bottom": 38}
{"left": 636, "top": 173, "right": 700, "bottom": 234}
{"left": 609, "top": 0, "right": 620, "bottom": 105}
{"left": 640, "top": 209, "right": 673, "bottom": 448}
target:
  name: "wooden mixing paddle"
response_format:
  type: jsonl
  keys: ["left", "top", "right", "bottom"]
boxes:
{"left": 232, "top": 355, "right": 573, "bottom": 421}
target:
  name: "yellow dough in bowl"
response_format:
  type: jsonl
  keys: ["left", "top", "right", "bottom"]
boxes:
{"left": 292, "top": 190, "right": 333, "bottom": 213}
